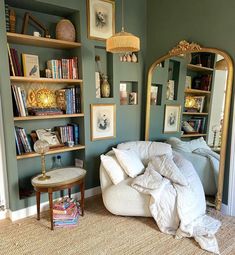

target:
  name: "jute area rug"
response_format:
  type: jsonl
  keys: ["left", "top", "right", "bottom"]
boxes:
{"left": 0, "top": 195, "right": 235, "bottom": 255}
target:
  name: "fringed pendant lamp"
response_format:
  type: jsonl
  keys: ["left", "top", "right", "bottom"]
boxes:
{"left": 106, "top": 0, "right": 140, "bottom": 53}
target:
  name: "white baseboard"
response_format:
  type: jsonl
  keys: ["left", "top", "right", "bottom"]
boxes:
{"left": 221, "top": 203, "right": 228, "bottom": 215}
{"left": 8, "top": 186, "right": 101, "bottom": 222}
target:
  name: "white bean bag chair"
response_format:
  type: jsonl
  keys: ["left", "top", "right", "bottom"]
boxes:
{"left": 99, "top": 141, "right": 172, "bottom": 216}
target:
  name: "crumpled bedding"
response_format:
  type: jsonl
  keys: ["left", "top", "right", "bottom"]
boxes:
{"left": 131, "top": 152, "right": 221, "bottom": 254}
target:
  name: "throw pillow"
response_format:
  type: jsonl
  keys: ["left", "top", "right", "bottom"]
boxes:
{"left": 100, "top": 154, "right": 127, "bottom": 185}
{"left": 112, "top": 148, "right": 145, "bottom": 178}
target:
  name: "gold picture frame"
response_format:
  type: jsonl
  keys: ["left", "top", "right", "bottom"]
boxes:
{"left": 163, "top": 104, "right": 181, "bottom": 133}
{"left": 87, "top": 0, "right": 115, "bottom": 40}
{"left": 90, "top": 104, "right": 116, "bottom": 141}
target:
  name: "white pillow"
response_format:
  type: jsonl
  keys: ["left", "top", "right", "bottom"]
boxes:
{"left": 100, "top": 154, "right": 127, "bottom": 185}
{"left": 113, "top": 148, "right": 145, "bottom": 178}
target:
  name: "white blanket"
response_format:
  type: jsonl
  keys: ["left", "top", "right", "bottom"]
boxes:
{"left": 132, "top": 152, "right": 221, "bottom": 254}
{"left": 193, "top": 148, "right": 220, "bottom": 188}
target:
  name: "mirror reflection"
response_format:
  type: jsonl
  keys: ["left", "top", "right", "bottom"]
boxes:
{"left": 146, "top": 48, "right": 230, "bottom": 209}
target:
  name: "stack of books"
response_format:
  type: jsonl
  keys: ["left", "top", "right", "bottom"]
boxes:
{"left": 7, "top": 46, "right": 22, "bottom": 76}
{"left": 47, "top": 57, "right": 79, "bottom": 79}
{"left": 55, "top": 123, "right": 79, "bottom": 145}
{"left": 55, "top": 86, "right": 82, "bottom": 114}
{"left": 53, "top": 197, "right": 81, "bottom": 228}
{"left": 11, "top": 84, "right": 28, "bottom": 117}
{"left": 14, "top": 126, "right": 32, "bottom": 155}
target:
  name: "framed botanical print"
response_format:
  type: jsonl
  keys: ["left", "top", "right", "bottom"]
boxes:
{"left": 163, "top": 105, "right": 181, "bottom": 133}
{"left": 87, "top": 0, "right": 115, "bottom": 40}
{"left": 90, "top": 104, "right": 116, "bottom": 140}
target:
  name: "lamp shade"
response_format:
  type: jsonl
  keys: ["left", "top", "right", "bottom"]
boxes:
{"left": 34, "top": 140, "right": 50, "bottom": 154}
{"left": 106, "top": 31, "right": 140, "bottom": 53}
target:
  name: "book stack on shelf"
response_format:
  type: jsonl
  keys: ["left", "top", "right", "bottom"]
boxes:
{"left": 11, "top": 84, "right": 28, "bottom": 116}
{"left": 47, "top": 57, "right": 79, "bottom": 79}
{"left": 14, "top": 126, "right": 33, "bottom": 155}
{"left": 55, "top": 123, "right": 79, "bottom": 145}
{"left": 187, "top": 117, "right": 206, "bottom": 133}
{"left": 53, "top": 197, "right": 81, "bottom": 228}
{"left": 7, "top": 45, "right": 22, "bottom": 76}
{"left": 56, "top": 86, "right": 82, "bottom": 114}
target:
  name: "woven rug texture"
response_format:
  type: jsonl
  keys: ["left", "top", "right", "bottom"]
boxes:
{"left": 0, "top": 195, "right": 235, "bottom": 255}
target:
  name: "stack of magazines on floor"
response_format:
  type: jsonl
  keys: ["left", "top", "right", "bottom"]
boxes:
{"left": 53, "top": 197, "right": 81, "bottom": 228}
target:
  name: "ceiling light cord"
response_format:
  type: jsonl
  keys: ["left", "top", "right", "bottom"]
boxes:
{"left": 121, "top": 0, "right": 124, "bottom": 32}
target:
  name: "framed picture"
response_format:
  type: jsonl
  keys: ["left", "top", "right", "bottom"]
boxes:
{"left": 163, "top": 105, "right": 181, "bottom": 133}
{"left": 90, "top": 104, "right": 116, "bottom": 140}
{"left": 22, "top": 53, "right": 40, "bottom": 78}
{"left": 35, "top": 129, "right": 61, "bottom": 147}
{"left": 87, "top": 0, "right": 115, "bottom": 40}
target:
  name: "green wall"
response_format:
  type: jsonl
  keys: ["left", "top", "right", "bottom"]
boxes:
{"left": 146, "top": 0, "right": 235, "bottom": 204}
{"left": 0, "top": 0, "right": 147, "bottom": 211}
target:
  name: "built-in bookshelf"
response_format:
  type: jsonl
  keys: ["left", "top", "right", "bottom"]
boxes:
{"left": 181, "top": 53, "right": 215, "bottom": 139}
{"left": 5, "top": 3, "right": 85, "bottom": 200}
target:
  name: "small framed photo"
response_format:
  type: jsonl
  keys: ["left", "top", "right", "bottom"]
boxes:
{"left": 163, "top": 105, "right": 181, "bottom": 133}
{"left": 90, "top": 104, "right": 116, "bottom": 141}
{"left": 22, "top": 53, "right": 40, "bottom": 78}
{"left": 87, "top": 0, "right": 115, "bottom": 40}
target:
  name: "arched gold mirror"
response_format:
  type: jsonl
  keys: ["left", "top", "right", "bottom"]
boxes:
{"left": 145, "top": 41, "right": 233, "bottom": 210}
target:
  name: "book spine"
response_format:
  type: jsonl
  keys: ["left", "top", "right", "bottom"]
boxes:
{"left": 20, "top": 89, "right": 28, "bottom": 116}
{"left": 7, "top": 43, "right": 15, "bottom": 76}
{"left": 15, "top": 127, "right": 24, "bottom": 154}
{"left": 72, "top": 57, "right": 78, "bottom": 79}
{"left": 13, "top": 49, "right": 22, "bottom": 76}
{"left": 17, "top": 86, "right": 26, "bottom": 116}
{"left": 75, "top": 85, "right": 81, "bottom": 113}
{"left": 11, "top": 85, "right": 20, "bottom": 116}
{"left": 10, "top": 48, "right": 18, "bottom": 76}
{"left": 58, "top": 60, "right": 62, "bottom": 79}
{"left": 14, "top": 128, "right": 21, "bottom": 155}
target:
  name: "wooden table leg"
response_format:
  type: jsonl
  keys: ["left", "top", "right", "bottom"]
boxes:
{"left": 68, "top": 188, "right": 71, "bottom": 198}
{"left": 80, "top": 181, "right": 85, "bottom": 216}
{"left": 36, "top": 191, "right": 40, "bottom": 220}
{"left": 48, "top": 190, "right": 54, "bottom": 230}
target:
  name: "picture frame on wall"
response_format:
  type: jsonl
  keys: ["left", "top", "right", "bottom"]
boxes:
{"left": 87, "top": 0, "right": 115, "bottom": 40}
{"left": 163, "top": 105, "right": 181, "bottom": 133}
{"left": 90, "top": 104, "right": 116, "bottom": 141}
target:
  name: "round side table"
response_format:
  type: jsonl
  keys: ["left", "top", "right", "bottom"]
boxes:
{"left": 31, "top": 167, "right": 86, "bottom": 230}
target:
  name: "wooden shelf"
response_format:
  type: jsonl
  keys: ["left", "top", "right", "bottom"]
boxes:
{"left": 14, "top": 113, "right": 84, "bottom": 121}
{"left": 183, "top": 112, "right": 208, "bottom": 116}
{"left": 10, "top": 76, "right": 83, "bottom": 84}
{"left": 184, "top": 88, "right": 211, "bottom": 95}
{"left": 16, "top": 144, "right": 85, "bottom": 160}
{"left": 181, "top": 133, "right": 207, "bottom": 138}
{"left": 7, "top": 32, "right": 81, "bottom": 49}
{"left": 187, "top": 64, "right": 214, "bottom": 72}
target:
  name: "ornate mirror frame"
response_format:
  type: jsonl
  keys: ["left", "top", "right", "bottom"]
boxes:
{"left": 145, "top": 41, "right": 234, "bottom": 210}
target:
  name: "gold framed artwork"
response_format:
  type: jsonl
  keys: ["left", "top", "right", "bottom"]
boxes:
{"left": 163, "top": 105, "right": 181, "bottom": 133}
{"left": 22, "top": 53, "right": 40, "bottom": 78}
{"left": 87, "top": 0, "right": 115, "bottom": 40}
{"left": 90, "top": 104, "right": 116, "bottom": 141}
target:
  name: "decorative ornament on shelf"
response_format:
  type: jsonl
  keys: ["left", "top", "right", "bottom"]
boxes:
{"left": 101, "top": 75, "right": 110, "bottom": 98}
{"left": 34, "top": 140, "right": 50, "bottom": 181}
{"left": 106, "top": 0, "right": 140, "bottom": 53}
{"left": 22, "top": 12, "right": 51, "bottom": 38}
{"left": 212, "top": 124, "right": 220, "bottom": 148}
{"left": 56, "top": 19, "right": 76, "bottom": 42}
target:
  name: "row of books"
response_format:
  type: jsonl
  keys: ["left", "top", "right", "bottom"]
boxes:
{"left": 47, "top": 57, "right": 79, "bottom": 79}
{"left": 14, "top": 126, "right": 33, "bottom": 155}
{"left": 53, "top": 197, "right": 81, "bottom": 228}
{"left": 11, "top": 85, "right": 82, "bottom": 117}
{"left": 186, "top": 117, "right": 206, "bottom": 133}
{"left": 11, "top": 84, "right": 28, "bottom": 117}
{"left": 8, "top": 46, "right": 22, "bottom": 76}
{"left": 56, "top": 86, "right": 82, "bottom": 114}
{"left": 55, "top": 123, "right": 80, "bottom": 145}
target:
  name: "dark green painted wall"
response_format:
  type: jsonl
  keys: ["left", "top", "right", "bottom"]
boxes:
{"left": 146, "top": 0, "right": 235, "bottom": 204}
{"left": 0, "top": 0, "right": 147, "bottom": 211}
